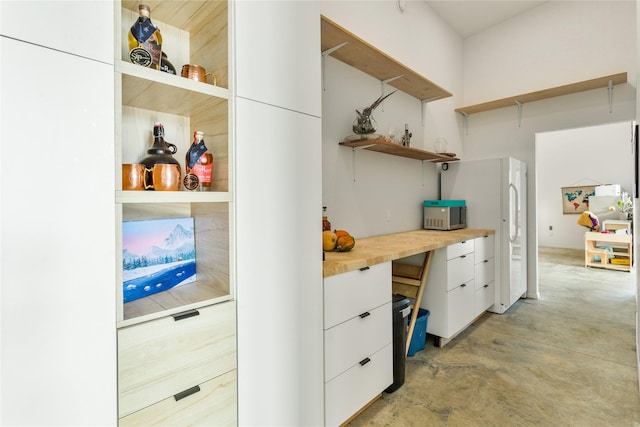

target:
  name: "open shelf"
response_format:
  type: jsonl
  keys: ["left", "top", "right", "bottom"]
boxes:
{"left": 340, "top": 136, "right": 459, "bottom": 162}
{"left": 321, "top": 15, "right": 452, "bottom": 102}
{"left": 455, "top": 72, "right": 627, "bottom": 115}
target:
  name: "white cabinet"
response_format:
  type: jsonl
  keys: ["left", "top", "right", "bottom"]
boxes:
{"left": 0, "top": 37, "right": 116, "bottom": 424}
{"left": 0, "top": 0, "right": 113, "bottom": 63}
{"left": 234, "top": 0, "right": 321, "bottom": 116}
{"left": 323, "top": 262, "right": 393, "bottom": 426}
{"left": 420, "top": 235, "right": 495, "bottom": 344}
{"left": 474, "top": 235, "right": 495, "bottom": 316}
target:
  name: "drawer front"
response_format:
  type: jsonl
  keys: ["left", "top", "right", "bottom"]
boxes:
{"left": 474, "top": 281, "right": 494, "bottom": 316}
{"left": 325, "top": 344, "right": 392, "bottom": 427}
{"left": 120, "top": 370, "right": 237, "bottom": 426}
{"left": 324, "top": 302, "right": 391, "bottom": 382}
{"left": 324, "top": 262, "right": 391, "bottom": 329}
{"left": 446, "top": 254, "right": 474, "bottom": 292}
{"left": 474, "top": 258, "right": 495, "bottom": 288}
{"left": 473, "top": 235, "right": 495, "bottom": 262}
{"left": 118, "top": 301, "right": 237, "bottom": 418}
{"left": 446, "top": 239, "right": 474, "bottom": 260}
{"left": 446, "top": 281, "right": 475, "bottom": 338}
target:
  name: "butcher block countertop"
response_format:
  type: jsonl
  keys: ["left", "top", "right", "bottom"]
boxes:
{"left": 323, "top": 228, "right": 495, "bottom": 277}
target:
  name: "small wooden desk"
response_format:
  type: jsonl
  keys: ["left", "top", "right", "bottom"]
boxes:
{"left": 584, "top": 231, "right": 633, "bottom": 272}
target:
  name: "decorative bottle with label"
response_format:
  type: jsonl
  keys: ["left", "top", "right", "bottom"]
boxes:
{"left": 128, "top": 4, "right": 162, "bottom": 70}
{"left": 322, "top": 207, "right": 331, "bottom": 231}
{"left": 184, "top": 131, "right": 214, "bottom": 191}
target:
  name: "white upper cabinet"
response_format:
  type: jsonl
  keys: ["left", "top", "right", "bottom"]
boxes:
{"left": 234, "top": 0, "right": 321, "bottom": 116}
{"left": 0, "top": 0, "right": 114, "bottom": 64}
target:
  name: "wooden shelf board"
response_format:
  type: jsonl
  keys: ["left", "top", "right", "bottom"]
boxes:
{"left": 340, "top": 136, "right": 459, "bottom": 162}
{"left": 455, "top": 72, "right": 627, "bottom": 115}
{"left": 321, "top": 15, "right": 452, "bottom": 102}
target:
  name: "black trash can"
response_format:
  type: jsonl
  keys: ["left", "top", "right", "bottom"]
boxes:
{"left": 385, "top": 294, "right": 411, "bottom": 393}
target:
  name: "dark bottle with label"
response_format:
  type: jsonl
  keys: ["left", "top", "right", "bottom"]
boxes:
{"left": 140, "top": 123, "right": 181, "bottom": 191}
{"left": 128, "top": 4, "right": 162, "bottom": 70}
{"left": 322, "top": 207, "right": 331, "bottom": 231}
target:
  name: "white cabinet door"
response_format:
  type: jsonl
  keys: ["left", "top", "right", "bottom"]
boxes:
{"left": 0, "top": 0, "right": 113, "bottom": 64}
{"left": 235, "top": 97, "right": 323, "bottom": 426}
{"left": 234, "top": 0, "right": 321, "bottom": 116}
{"left": 1, "top": 37, "right": 115, "bottom": 425}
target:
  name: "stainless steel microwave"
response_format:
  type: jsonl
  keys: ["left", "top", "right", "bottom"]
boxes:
{"left": 423, "top": 201, "right": 467, "bottom": 230}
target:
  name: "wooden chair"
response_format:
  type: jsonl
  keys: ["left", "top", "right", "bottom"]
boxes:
{"left": 391, "top": 251, "right": 433, "bottom": 355}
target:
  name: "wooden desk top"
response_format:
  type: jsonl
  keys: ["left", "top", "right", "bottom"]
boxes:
{"left": 323, "top": 228, "right": 495, "bottom": 277}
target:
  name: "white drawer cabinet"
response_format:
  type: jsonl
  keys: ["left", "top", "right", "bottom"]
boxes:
{"left": 474, "top": 235, "right": 496, "bottom": 316}
{"left": 118, "top": 301, "right": 237, "bottom": 418}
{"left": 323, "top": 262, "right": 392, "bottom": 426}
{"left": 420, "top": 235, "right": 495, "bottom": 344}
{"left": 325, "top": 344, "right": 393, "bottom": 427}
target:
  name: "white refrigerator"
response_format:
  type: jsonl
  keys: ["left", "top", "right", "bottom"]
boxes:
{"left": 441, "top": 157, "right": 527, "bottom": 314}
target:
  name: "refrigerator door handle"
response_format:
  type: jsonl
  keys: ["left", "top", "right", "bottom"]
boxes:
{"left": 509, "top": 183, "right": 518, "bottom": 243}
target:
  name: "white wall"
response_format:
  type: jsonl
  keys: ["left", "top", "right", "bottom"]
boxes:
{"left": 537, "top": 121, "right": 635, "bottom": 249}
{"left": 459, "top": 0, "right": 636, "bottom": 296}
{"left": 463, "top": 1, "right": 636, "bottom": 106}
{"left": 321, "top": 1, "right": 463, "bottom": 237}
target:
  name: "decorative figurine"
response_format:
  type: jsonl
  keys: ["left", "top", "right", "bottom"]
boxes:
{"left": 352, "top": 90, "right": 397, "bottom": 135}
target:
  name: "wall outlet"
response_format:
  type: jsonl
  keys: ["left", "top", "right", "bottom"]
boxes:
{"left": 385, "top": 210, "right": 392, "bottom": 222}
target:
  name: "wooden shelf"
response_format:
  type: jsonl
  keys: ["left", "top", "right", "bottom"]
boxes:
{"left": 456, "top": 73, "right": 627, "bottom": 115}
{"left": 584, "top": 231, "right": 633, "bottom": 272}
{"left": 321, "top": 15, "right": 452, "bottom": 102}
{"left": 340, "top": 136, "right": 459, "bottom": 162}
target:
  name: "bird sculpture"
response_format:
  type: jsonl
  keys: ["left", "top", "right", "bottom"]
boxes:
{"left": 352, "top": 90, "right": 397, "bottom": 135}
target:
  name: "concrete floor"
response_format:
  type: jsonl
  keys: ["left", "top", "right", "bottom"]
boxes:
{"left": 348, "top": 247, "right": 640, "bottom": 426}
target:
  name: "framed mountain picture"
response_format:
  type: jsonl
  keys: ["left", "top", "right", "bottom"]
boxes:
{"left": 122, "top": 217, "right": 197, "bottom": 303}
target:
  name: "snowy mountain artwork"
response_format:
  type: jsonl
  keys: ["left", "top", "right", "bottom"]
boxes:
{"left": 122, "top": 217, "right": 197, "bottom": 303}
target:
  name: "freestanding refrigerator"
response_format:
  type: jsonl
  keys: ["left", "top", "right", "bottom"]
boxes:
{"left": 441, "top": 157, "right": 527, "bottom": 314}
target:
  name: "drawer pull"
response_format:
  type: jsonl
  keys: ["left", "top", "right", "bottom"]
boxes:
{"left": 359, "top": 312, "right": 371, "bottom": 319}
{"left": 460, "top": 283, "right": 467, "bottom": 288}
{"left": 359, "top": 266, "right": 370, "bottom": 271}
{"left": 359, "top": 357, "right": 371, "bottom": 366}
{"left": 484, "top": 284, "right": 489, "bottom": 288}
{"left": 461, "top": 240, "right": 466, "bottom": 243}
{"left": 460, "top": 255, "right": 466, "bottom": 258}
{"left": 484, "top": 259, "right": 489, "bottom": 263}
{"left": 174, "top": 385, "right": 201, "bottom": 402}
{"left": 173, "top": 309, "right": 200, "bottom": 321}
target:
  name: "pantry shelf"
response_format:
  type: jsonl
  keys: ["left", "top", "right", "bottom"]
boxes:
{"left": 455, "top": 72, "right": 627, "bottom": 115}
{"left": 340, "top": 137, "right": 459, "bottom": 162}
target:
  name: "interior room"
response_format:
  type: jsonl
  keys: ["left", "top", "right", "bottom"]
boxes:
{"left": 1, "top": 0, "right": 638, "bottom": 426}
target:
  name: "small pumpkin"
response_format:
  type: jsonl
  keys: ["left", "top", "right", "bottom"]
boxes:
{"left": 334, "top": 229, "right": 350, "bottom": 239}
{"left": 335, "top": 234, "right": 356, "bottom": 252}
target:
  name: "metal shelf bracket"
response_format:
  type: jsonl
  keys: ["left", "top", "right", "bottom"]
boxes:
{"left": 350, "top": 144, "right": 375, "bottom": 182}
{"left": 460, "top": 112, "right": 469, "bottom": 135}
{"left": 608, "top": 79, "right": 614, "bottom": 113}
{"left": 515, "top": 100, "right": 523, "bottom": 127}
{"left": 321, "top": 42, "right": 348, "bottom": 92}
{"left": 381, "top": 75, "right": 403, "bottom": 111}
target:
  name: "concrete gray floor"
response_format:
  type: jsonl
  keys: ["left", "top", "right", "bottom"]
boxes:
{"left": 349, "top": 247, "right": 640, "bottom": 426}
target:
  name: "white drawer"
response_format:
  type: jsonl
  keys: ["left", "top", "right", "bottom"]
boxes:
{"left": 324, "top": 262, "right": 391, "bottom": 329}
{"left": 474, "top": 281, "right": 494, "bottom": 316}
{"left": 120, "top": 370, "right": 237, "bottom": 426}
{"left": 324, "top": 302, "right": 391, "bottom": 382}
{"left": 118, "top": 301, "right": 237, "bottom": 418}
{"left": 325, "top": 344, "right": 393, "bottom": 427}
{"left": 445, "top": 254, "right": 474, "bottom": 292}
{"left": 474, "top": 257, "right": 495, "bottom": 288}
{"left": 474, "top": 235, "right": 495, "bottom": 263}
{"left": 445, "top": 280, "right": 475, "bottom": 338}
{"left": 446, "top": 239, "right": 474, "bottom": 260}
